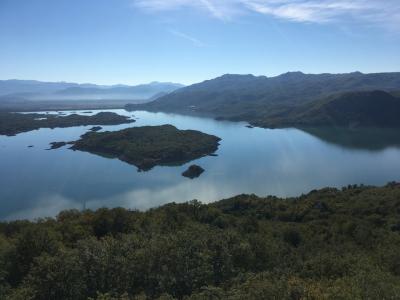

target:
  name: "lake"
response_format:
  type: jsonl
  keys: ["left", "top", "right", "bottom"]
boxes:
{"left": 1, "top": 109, "right": 399, "bottom": 220}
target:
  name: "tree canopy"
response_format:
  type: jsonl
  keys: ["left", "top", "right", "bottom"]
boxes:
{"left": 1, "top": 183, "right": 400, "bottom": 299}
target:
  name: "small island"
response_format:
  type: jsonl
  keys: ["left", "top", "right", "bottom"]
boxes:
{"left": 48, "top": 141, "right": 69, "bottom": 150}
{"left": 0, "top": 112, "right": 134, "bottom": 136}
{"left": 89, "top": 126, "right": 102, "bottom": 132}
{"left": 182, "top": 164, "right": 205, "bottom": 179}
{"left": 70, "top": 125, "right": 221, "bottom": 171}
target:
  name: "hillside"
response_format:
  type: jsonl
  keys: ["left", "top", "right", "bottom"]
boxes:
{"left": 0, "top": 183, "right": 400, "bottom": 299}
{"left": 126, "top": 72, "right": 400, "bottom": 123}
{"left": 254, "top": 90, "right": 400, "bottom": 128}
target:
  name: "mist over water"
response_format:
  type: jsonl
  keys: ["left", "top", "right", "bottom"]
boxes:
{"left": 1, "top": 109, "right": 399, "bottom": 220}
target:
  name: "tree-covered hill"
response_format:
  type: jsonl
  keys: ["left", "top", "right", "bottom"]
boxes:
{"left": 127, "top": 72, "right": 400, "bottom": 123}
{"left": 1, "top": 183, "right": 400, "bottom": 299}
{"left": 254, "top": 90, "right": 400, "bottom": 128}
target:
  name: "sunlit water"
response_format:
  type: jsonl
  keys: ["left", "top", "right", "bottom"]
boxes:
{"left": 1, "top": 109, "right": 399, "bottom": 220}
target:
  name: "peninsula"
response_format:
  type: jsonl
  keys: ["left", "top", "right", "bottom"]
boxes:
{"left": 0, "top": 112, "right": 134, "bottom": 136}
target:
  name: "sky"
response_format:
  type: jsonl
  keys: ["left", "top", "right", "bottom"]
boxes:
{"left": 0, "top": 0, "right": 399, "bottom": 85}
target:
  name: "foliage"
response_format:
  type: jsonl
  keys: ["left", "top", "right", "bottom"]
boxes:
{"left": 0, "top": 184, "right": 400, "bottom": 299}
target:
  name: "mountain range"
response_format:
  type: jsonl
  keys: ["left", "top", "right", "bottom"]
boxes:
{"left": 127, "top": 72, "right": 400, "bottom": 128}
{"left": 2, "top": 72, "right": 400, "bottom": 128}
{"left": 0, "top": 80, "right": 184, "bottom": 102}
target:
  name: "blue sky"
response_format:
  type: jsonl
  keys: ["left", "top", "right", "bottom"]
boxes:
{"left": 0, "top": 0, "right": 399, "bottom": 85}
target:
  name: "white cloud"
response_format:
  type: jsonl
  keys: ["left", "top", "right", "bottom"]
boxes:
{"left": 4, "top": 194, "right": 81, "bottom": 221}
{"left": 169, "top": 29, "right": 206, "bottom": 47}
{"left": 133, "top": 0, "right": 400, "bottom": 30}
{"left": 133, "top": 0, "right": 244, "bottom": 20}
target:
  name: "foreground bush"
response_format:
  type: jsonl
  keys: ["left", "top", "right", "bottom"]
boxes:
{"left": 1, "top": 183, "right": 400, "bottom": 299}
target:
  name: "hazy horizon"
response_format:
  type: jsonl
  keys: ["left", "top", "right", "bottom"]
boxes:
{"left": 2, "top": 70, "right": 400, "bottom": 87}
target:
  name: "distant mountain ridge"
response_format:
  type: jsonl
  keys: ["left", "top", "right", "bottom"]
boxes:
{"left": 127, "top": 71, "right": 400, "bottom": 127}
{"left": 0, "top": 80, "right": 184, "bottom": 101}
{"left": 0, "top": 80, "right": 96, "bottom": 96}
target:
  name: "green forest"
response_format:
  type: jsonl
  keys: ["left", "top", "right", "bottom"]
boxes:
{"left": 1, "top": 183, "right": 400, "bottom": 299}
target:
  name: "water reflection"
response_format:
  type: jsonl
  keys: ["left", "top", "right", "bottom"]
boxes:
{"left": 301, "top": 127, "right": 400, "bottom": 151}
{"left": 1, "top": 110, "right": 400, "bottom": 220}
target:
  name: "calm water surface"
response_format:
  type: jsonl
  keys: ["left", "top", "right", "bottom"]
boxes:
{"left": 1, "top": 109, "right": 399, "bottom": 220}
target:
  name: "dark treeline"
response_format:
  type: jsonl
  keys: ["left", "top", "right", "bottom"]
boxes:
{"left": 1, "top": 183, "right": 400, "bottom": 299}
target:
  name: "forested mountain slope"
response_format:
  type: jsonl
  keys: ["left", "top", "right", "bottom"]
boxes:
{"left": 127, "top": 72, "right": 400, "bottom": 123}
